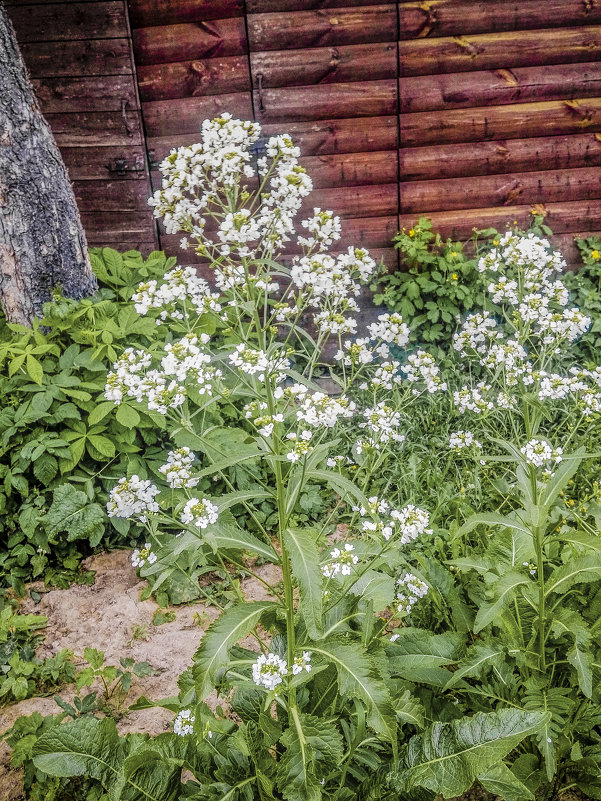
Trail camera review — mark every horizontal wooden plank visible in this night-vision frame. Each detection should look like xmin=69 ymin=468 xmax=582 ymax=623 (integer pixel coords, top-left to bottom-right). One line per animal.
xmin=400 ymin=99 xmax=601 ymax=147
xmin=302 ymin=184 xmax=398 ymax=217
xmin=132 ymin=19 xmax=247 ymax=65
xmin=137 ymin=56 xmax=249 ymax=101
xmin=46 ymin=111 xmax=143 ymax=146
xmin=397 ymin=0 xmax=601 ymax=40
xmin=73 ymin=180 xmax=152 ymax=212
xmin=147 ymin=117 xmax=398 ymax=161
xmin=128 ymin=0 xmax=243 ymax=27
xmin=142 ymin=93 xmax=253 ymax=137
xmin=338 ymin=215 xmax=398 ymax=248
xmin=87 ymin=240 xmax=159 ymax=254
xmin=248 ymin=6 xmax=397 ymax=51
xmin=399 ymin=27 xmax=601 ymax=77
xmin=9 ymin=2 xmax=127 ymax=42
xmin=256 ymin=80 xmax=397 ymax=122
xmin=251 ymin=42 xmax=396 ymax=88
xmin=19 ymin=40 xmax=132 ymax=77
xmin=550 ymin=232 xmax=601 ymax=267
xmin=61 ymin=145 xmax=149 ymax=180
xmin=247 ymin=0 xmax=388 ymax=10
xmin=301 ymin=150 xmax=397 ymax=187
xmin=401 ymin=62 xmax=601 ymax=114
xmin=398 ymin=201 xmax=601 ymax=240
xmin=400 ymin=166 xmax=601 ymax=214
xmin=81 ymin=212 xmax=156 ymax=240
xmin=399 ymin=133 xmax=601 ymax=182
xmin=32 ymin=76 xmax=137 ymax=113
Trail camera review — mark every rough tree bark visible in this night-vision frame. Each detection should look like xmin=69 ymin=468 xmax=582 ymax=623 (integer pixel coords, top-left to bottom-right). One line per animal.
xmin=0 ymin=2 xmax=97 ymax=325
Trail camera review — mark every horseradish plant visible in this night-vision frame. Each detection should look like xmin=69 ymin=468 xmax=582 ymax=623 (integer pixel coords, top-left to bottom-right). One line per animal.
xmin=29 ymin=117 xmax=544 ymax=800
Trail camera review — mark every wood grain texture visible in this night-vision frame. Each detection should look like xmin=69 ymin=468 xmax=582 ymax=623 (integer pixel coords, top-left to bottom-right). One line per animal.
xmin=32 ymin=75 xmax=137 ymax=113
xmin=142 ymin=93 xmax=253 ymax=137
xmin=9 ymin=2 xmax=127 ymax=42
xmin=132 ymin=18 xmax=247 ymax=65
xmin=398 ymin=201 xmax=601 ymax=240
xmin=60 ymin=145 xmax=149 ymax=181
xmin=300 ymin=151 xmax=397 ymax=187
xmin=397 ymin=0 xmax=601 ymax=40
xmin=256 ymin=80 xmax=397 ymax=122
xmin=80 ymin=211 xmax=156 ymax=240
xmin=251 ymin=42 xmax=396 ymax=87
xmin=399 ymin=134 xmax=601 ymax=182
xmin=137 ymin=56 xmax=249 ymax=101
xmin=248 ymin=5 xmax=397 ymax=51
xmin=400 ymin=99 xmax=601 ymax=147
xmin=73 ymin=180 xmax=151 ymax=211
xmin=399 ymin=27 xmax=601 ymax=77
xmin=400 ymin=63 xmax=601 ymax=113
xmin=46 ymin=110 xmax=143 ymax=146
xmin=128 ymin=0 xmax=243 ymax=28
xmin=400 ymin=167 xmax=601 ymax=214
xmin=301 ymin=183 xmax=398 ymax=217
xmin=19 ymin=40 xmax=132 ymax=77
xmin=246 ymin=0 xmax=387 ymax=10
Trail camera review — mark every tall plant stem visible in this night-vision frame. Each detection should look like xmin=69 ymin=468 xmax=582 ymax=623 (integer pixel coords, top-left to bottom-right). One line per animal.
xmin=529 ymin=464 xmax=547 ymax=671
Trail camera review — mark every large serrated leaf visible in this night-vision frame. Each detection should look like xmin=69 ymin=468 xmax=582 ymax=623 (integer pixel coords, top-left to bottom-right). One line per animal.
xmin=478 ymin=762 xmax=534 ymax=801
xmin=474 ymin=571 xmax=530 ymax=634
xmin=394 ymin=709 xmax=546 ymax=797
xmin=277 ymin=713 xmax=343 ymax=801
xmin=193 ymin=601 xmax=276 ymax=699
xmin=284 ymin=527 xmax=323 ymax=639
xmin=545 ymin=554 xmax=601 ymax=596
xmin=45 ymin=484 xmax=105 ymax=544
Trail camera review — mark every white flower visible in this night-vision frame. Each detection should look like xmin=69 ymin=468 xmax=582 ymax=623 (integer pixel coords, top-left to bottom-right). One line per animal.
xmin=395 ymin=573 xmax=428 ymax=615
xmin=520 ymin=439 xmax=563 ymax=468
xmin=402 ymin=351 xmax=447 ymax=393
xmin=322 ymin=544 xmax=359 ymax=577
xmin=252 ymin=652 xmax=288 ymax=691
xmin=286 ymin=430 xmax=313 ymax=462
xmin=131 ymin=543 xmax=157 ymax=568
xmin=296 ymin=391 xmax=355 ymax=428
xmin=359 ymin=402 xmax=405 ymax=446
xmin=181 ymin=497 xmax=219 ymax=529
xmin=449 ymin=431 xmax=482 ymax=450
xmin=391 ymin=505 xmax=433 ymax=544
xmin=173 ymin=708 xmax=195 ymax=736
xmin=367 ymin=313 xmax=410 ymax=346
xmin=292 ymin=652 xmax=312 ymax=675
xmin=159 ymin=447 xmax=199 ymax=488
xmin=229 ymin=345 xmax=289 ymax=383
xmin=107 ymin=476 xmax=159 ymax=522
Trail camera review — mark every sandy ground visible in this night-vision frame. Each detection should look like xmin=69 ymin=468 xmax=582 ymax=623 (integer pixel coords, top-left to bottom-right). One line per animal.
xmin=0 ymin=549 xmax=281 ymax=801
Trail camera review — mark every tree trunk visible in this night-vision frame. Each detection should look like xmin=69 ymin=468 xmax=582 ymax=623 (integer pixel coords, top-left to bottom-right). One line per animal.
xmin=0 ymin=2 xmax=97 ymax=326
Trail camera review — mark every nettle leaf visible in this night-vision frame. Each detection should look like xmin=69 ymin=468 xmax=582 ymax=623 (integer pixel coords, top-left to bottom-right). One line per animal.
xmin=33 ymin=453 xmax=58 ymax=486
xmin=193 ymin=601 xmax=276 ymax=699
xmin=45 ymin=484 xmax=105 ymax=544
xmin=474 ymin=571 xmax=530 ymax=634
xmin=277 ymin=713 xmax=343 ymax=801
xmin=310 ymin=640 xmax=395 ymax=744
xmin=544 ymin=554 xmax=601 ymax=596
xmin=284 ymin=528 xmax=323 ymax=640
xmin=394 ymin=709 xmax=546 ymax=797
xmin=478 ymin=762 xmax=534 ymax=801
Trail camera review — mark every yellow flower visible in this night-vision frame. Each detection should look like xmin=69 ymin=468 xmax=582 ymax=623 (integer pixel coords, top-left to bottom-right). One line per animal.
xmin=568 ymin=499 xmax=575 ymax=507
xmin=493 ymin=239 xmax=499 ymax=245
xmin=451 ymin=273 xmax=458 ymax=280
xmin=408 ymin=229 xmax=415 ymax=237
xmin=592 ymin=250 xmax=600 ymax=260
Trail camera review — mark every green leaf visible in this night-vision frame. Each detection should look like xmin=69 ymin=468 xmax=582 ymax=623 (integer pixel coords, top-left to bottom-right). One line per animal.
xmin=193 ymin=601 xmax=276 ymax=699
xmin=567 ymin=643 xmax=593 ymax=699
xmin=545 ymin=554 xmax=601 ymax=596
xmin=284 ymin=528 xmax=323 ymax=640
xmin=277 ymin=713 xmax=343 ymax=801
xmin=387 ymin=628 xmax=463 ymax=686
xmin=45 ymin=484 xmax=105 ymax=543
xmin=394 ymin=709 xmax=546 ymax=796
xmin=444 ymin=642 xmax=505 ymax=689
xmin=26 ymin=354 xmax=44 ymax=385
xmin=89 ymin=402 xmax=116 ymax=425
xmin=474 ymin=571 xmax=530 ymax=634
xmin=350 ymin=570 xmax=394 ymax=612
xmin=116 ymin=403 xmax=140 ymax=429
xmin=204 ymin=523 xmax=278 ymax=563
xmin=88 ymin=435 xmax=115 ymax=458
xmin=33 ymin=454 xmax=58 ymax=486
xmin=478 ymin=763 xmax=534 ymax=801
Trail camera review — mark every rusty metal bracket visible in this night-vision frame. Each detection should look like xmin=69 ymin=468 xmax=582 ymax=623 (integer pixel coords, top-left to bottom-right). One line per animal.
xmin=121 ymin=98 xmax=134 ymax=138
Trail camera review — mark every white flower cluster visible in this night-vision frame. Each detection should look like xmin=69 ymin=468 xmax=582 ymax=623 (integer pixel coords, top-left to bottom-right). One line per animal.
xmin=321 ymin=543 xmax=359 ymax=577
xmin=131 ymin=543 xmax=157 ymax=568
xmin=355 ymin=498 xmax=432 ymax=543
xmin=449 ymin=431 xmax=482 ymax=450
xmin=391 ymin=505 xmax=433 ymax=544
xmin=358 ymin=403 xmax=405 ymax=446
xmin=107 ymin=476 xmax=159 ymax=523
xmin=132 ymin=266 xmax=222 ymax=322
xmin=159 ymin=447 xmax=199 ymax=489
xmin=181 ymin=497 xmax=219 ymax=529
xmin=295 ymin=389 xmax=356 ymax=428
xmin=292 ymin=652 xmax=312 ymax=675
xmin=402 ymin=351 xmax=447 ymax=393
xmin=286 ymin=430 xmax=313 ymax=462
xmin=367 ymin=313 xmax=411 ymax=346
xmin=520 ymin=439 xmax=563 ymax=468
xmin=453 ymin=382 xmax=513 ymax=414
xmin=173 ymin=708 xmax=195 ymax=736
xmin=252 ymin=652 xmax=288 ymax=691
xmin=298 ymin=208 xmax=341 ymax=249
xmin=361 ymin=361 xmax=404 ymax=390
xmin=229 ymin=345 xmax=290 ymax=383
xmin=395 ymin=573 xmax=429 ymax=615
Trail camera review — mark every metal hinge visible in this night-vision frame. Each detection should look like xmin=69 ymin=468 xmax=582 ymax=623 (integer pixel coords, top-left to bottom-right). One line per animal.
xmin=106 ymin=155 xmax=145 ymax=177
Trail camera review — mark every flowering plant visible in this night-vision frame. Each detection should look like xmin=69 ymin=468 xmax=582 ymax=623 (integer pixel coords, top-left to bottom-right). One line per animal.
xmin=27 ymin=117 xmax=545 ymax=799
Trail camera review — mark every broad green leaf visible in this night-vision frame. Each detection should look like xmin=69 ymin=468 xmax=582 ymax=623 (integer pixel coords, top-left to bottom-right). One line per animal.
xmin=474 ymin=571 xmax=530 ymax=634
xmin=454 ymin=512 xmax=530 ymax=541
xmin=26 ymin=354 xmax=43 ymax=384
xmin=193 ymin=601 xmax=276 ymax=699
xmin=310 ymin=640 xmax=395 ymax=744
xmin=540 ymin=449 xmax=585 ymax=512
xmin=216 ymin=489 xmax=274 ymax=511
xmin=545 ymin=554 xmax=601 ymax=596
xmin=89 ymin=402 xmax=116 ymax=425
xmin=284 ymin=527 xmax=323 ymax=639
xmin=350 ymin=570 xmax=395 ymax=612
xmin=478 ymin=763 xmax=534 ymax=801
xmin=33 ymin=454 xmax=58 ymax=486
xmin=308 ymin=469 xmax=371 ymax=514
xmin=88 ymin=435 xmax=115 ymax=458
xmin=394 ymin=709 xmax=546 ymax=796
xmin=567 ymin=643 xmax=593 ymax=698
xmin=45 ymin=484 xmax=105 ymax=544
xmin=550 ymin=531 xmax=601 ymax=551
xmin=444 ymin=642 xmax=505 ymax=689
xmin=205 ymin=523 xmax=278 ymax=563
xmin=387 ymin=628 xmax=463 ymax=686
xmin=116 ymin=403 xmax=141 ymax=429
xmin=277 ymin=713 xmax=343 ymax=801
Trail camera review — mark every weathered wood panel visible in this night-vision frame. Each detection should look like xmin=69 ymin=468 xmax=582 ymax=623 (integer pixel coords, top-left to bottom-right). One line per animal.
xmin=400 ymin=167 xmax=601 ymax=214
xmin=398 ymin=201 xmax=601 ymax=240
xmin=20 ymin=40 xmax=132 ymax=77
xmin=128 ymin=0 xmax=243 ymax=28
xmin=248 ymin=6 xmax=396 ymax=51
xmin=301 ymin=151 xmax=397 ymax=187
xmin=31 ymin=75 xmax=137 ymax=113
xmin=247 ymin=0 xmax=386 ymax=10
xmin=400 ymin=63 xmax=601 ymax=114
xmin=301 ymin=184 xmax=398 ymax=217
xmin=46 ymin=110 xmax=144 ymax=146
xmin=132 ymin=19 xmax=247 ymax=65
xmin=60 ymin=145 xmax=149 ymax=180
xmin=10 ymin=2 xmax=127 ymax=41
xmin=137 ymin=56 xmax=249 ymax=101
xmin=400 ymin=99 xmax=601 ymax=147
xmin=142 ymin=93 xmax=254 ymax=137
xmin=251 ymin=42 xmax=396 ymax=88
xmin=81 ymin=211 xmax=156 ymax=240
xmin=399 ymin=134 xmax=601 ymax=182
xmin=73 ymin=180 xmax=151 ymax=211
xmin=399 ymin=27 xmax=601 ymax=77
xmin=256 ymin=80 xmax=397 ymax=122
